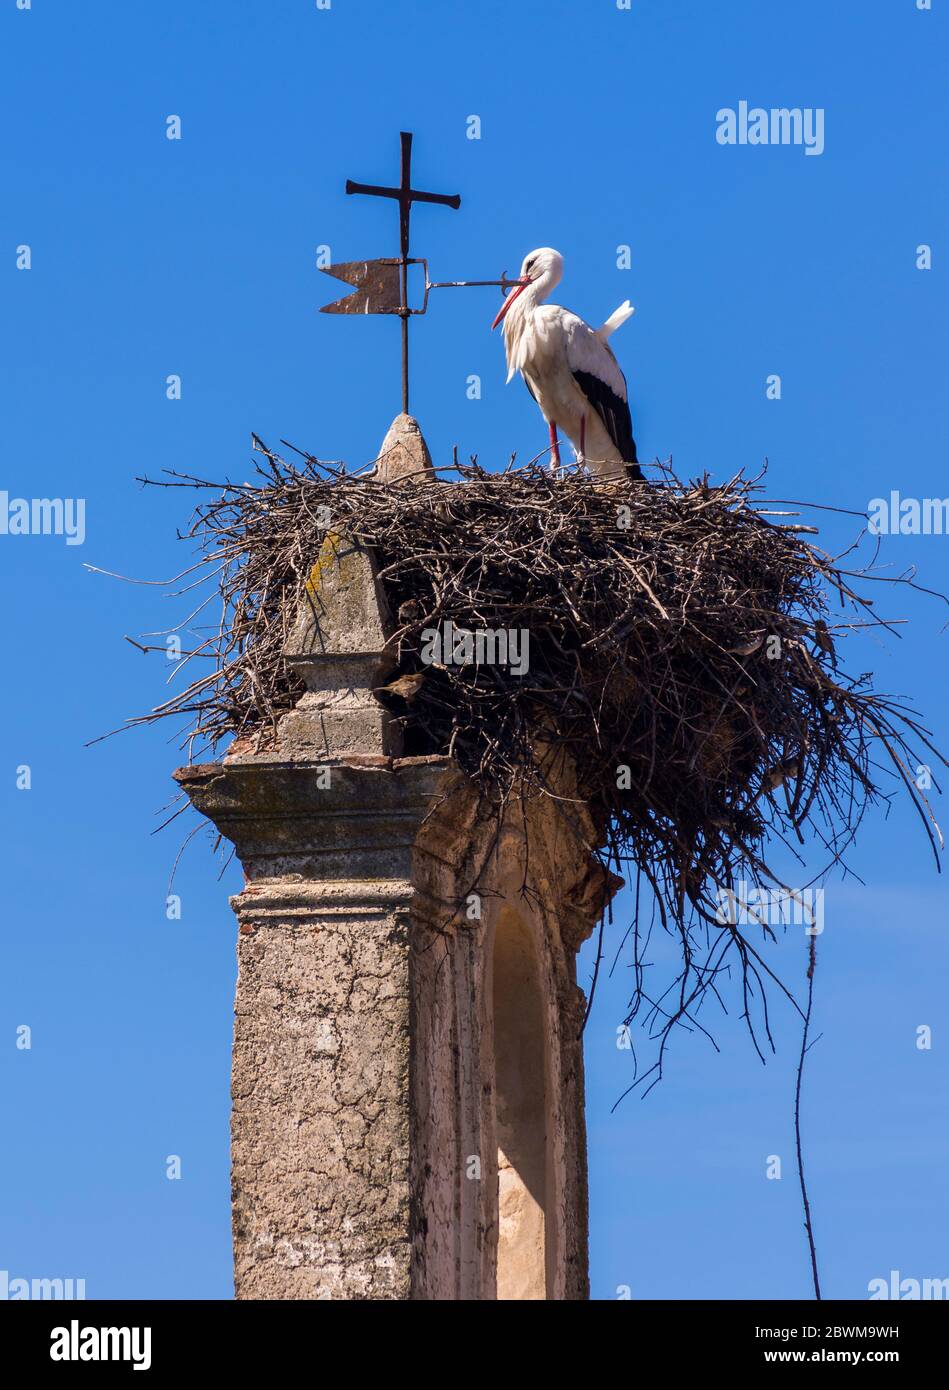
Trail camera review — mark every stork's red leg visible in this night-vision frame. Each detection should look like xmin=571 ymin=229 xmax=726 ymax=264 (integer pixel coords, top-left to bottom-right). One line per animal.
xmin=579 ymin=413 xmax=586 ymax=461
xmin=549 ymin=420 xmax=561 ymax=471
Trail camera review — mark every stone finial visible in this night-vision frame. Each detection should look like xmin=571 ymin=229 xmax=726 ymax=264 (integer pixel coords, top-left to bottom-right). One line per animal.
xmin=279 ymin=530 xmax=399 ymax=759
xmin=274 ymin=412 xmax=435 ymax=757
xmin=373 ymin=413 xmax=434 ymax=483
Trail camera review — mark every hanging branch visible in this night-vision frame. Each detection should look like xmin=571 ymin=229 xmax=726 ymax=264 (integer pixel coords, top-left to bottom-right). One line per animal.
xmin=795 ymin=935 xmax=822 ymax=1300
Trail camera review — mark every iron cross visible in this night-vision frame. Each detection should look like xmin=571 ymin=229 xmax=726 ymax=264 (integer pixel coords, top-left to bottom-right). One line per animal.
xmin=342 ymin=131 xmax=460 ymax=413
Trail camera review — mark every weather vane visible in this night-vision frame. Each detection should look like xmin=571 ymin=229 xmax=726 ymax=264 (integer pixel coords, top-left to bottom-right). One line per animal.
xmin=320 ymin=131 xmax=521 ymax=413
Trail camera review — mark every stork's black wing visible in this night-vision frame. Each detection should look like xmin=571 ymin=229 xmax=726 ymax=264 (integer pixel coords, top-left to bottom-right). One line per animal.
xmin=572 ymin=368 xmax=640 ymax=470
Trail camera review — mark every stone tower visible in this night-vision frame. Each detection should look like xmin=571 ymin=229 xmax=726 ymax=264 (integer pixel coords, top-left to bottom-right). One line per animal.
xmin=175 ymin=417 xmax=619 ymax=1299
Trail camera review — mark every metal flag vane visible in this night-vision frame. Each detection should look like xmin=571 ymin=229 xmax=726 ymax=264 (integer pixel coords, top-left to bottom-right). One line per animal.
xmin=320 ymin=131 xmax=523 ymax=413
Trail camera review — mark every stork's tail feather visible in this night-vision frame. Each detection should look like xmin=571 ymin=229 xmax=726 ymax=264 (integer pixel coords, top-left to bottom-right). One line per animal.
xmin=597 ymin=299 xmax=635 ymax=341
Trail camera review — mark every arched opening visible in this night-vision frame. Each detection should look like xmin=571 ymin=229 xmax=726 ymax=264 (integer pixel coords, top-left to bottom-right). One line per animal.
xmin=491 ymin=907 xmax=551 ymax=1299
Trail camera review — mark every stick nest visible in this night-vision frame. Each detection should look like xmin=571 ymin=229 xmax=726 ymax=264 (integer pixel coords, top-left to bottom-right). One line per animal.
xmin=130 ymin=447 xmax=944 ymax=1074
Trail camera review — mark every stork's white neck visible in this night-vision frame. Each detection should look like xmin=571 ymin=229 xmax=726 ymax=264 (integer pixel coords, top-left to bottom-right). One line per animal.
xmin=500 ymin=260 xmax=564 ymax=380
xmin=523 ymin=265 xmax=560 ymax=311
xmin=502 ymin=268 xmax=557 ymax=342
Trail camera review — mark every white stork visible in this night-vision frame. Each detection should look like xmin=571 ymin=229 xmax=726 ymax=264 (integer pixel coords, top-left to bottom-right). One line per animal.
xmin=492 ymin=247 xmax=642 ymax=480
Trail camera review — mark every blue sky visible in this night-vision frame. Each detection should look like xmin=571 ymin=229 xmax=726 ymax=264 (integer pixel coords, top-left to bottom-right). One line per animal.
xmin=1 ymin=0 xmax=946 ymax=1300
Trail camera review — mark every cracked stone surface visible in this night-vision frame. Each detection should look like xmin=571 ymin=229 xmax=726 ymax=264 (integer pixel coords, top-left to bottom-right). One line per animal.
xmin=231 ymin=902 xmax=414 ymax=1299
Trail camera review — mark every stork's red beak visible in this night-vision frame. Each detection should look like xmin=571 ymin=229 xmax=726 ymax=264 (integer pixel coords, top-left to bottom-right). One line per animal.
xmin=491 ymin=279 xmax=530 ymax=330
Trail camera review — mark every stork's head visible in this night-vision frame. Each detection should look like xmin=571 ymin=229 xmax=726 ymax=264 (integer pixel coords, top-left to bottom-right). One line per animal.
xmin=491 ymin=247 xmax=564 ymax=329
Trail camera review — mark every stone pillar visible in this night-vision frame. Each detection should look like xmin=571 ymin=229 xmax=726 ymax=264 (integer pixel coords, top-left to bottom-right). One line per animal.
xmin=175 ymin=417 xmax=619 ymax=1300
